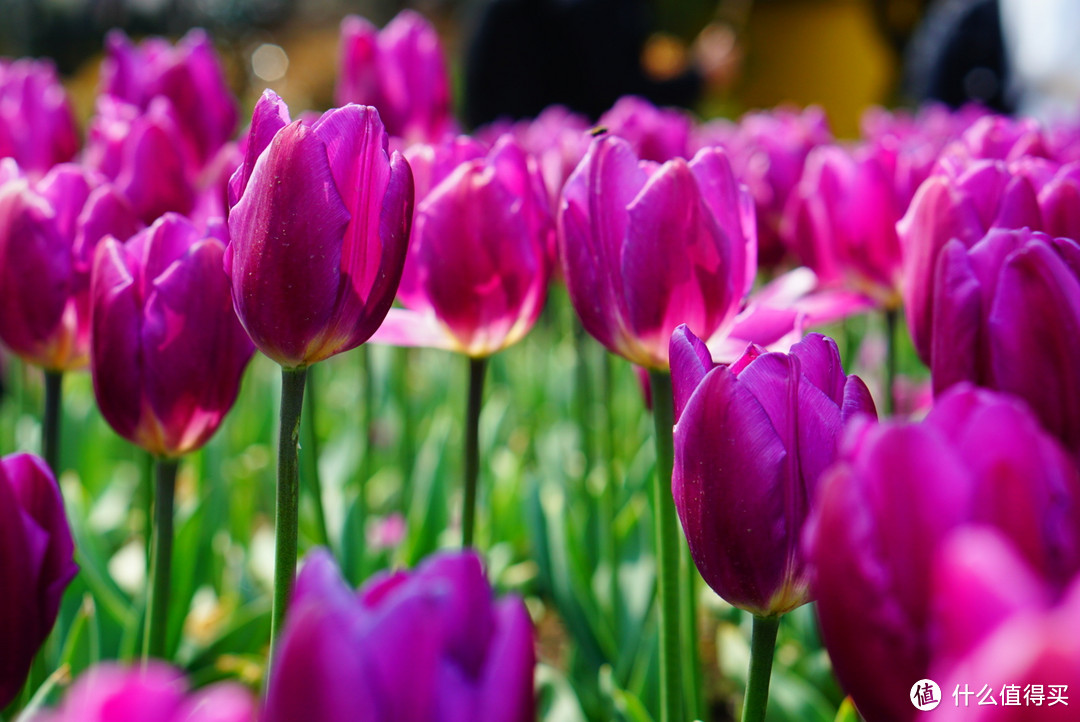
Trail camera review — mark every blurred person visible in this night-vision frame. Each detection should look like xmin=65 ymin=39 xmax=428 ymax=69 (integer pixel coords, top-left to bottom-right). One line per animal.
xmin=463 ymin=0 xmax=739 ymax=126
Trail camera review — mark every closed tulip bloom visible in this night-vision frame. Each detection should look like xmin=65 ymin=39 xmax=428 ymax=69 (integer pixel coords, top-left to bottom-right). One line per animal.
xmin=783 ymin=143 xmax=905 ymax=305
xmin=598 ymin=95 xmax=693 ymax=163
xmin=931 ymin=529 xmax=1080 ymax=722
xmin=336 ymin=10 xmax=455 ymax=144
xmin=0 ymin=59 xmax=79 ymax=179
xmin=0 ymin=163 xmax=141 ymax=370
xmin=85 ymin=95 xmax=199 ymax=224
xmin=0 ymin=453 xmax=77 ymax=708
xmin=91 ymin=213 xmax=254 ymax=457
xmin=559 ymin=135 xmax=756 ymax=370
xmin=265 ymin=549 xmax=535 ymax=722
xmin=29 ymin=662 xmax=256 ymax=722
xmin=671 ymin=326 xmax=874 ymax=616
xmin=807 ymin=386 xmax=1080 ymax=722
xmin=100 ymin=28 xmax=238 ymax=168
xmin=931 ymin=228 xmax=1080 ymax=453
xmin=226 ymin=90 xmax=413 ymax=369
xmin=376 ymin=136 xmax=551 ymax=356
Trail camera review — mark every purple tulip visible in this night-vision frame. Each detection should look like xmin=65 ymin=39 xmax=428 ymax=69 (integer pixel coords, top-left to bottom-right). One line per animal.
xmin=928 ymin=227 xmax=1080 ymax=454
xmin=930 ymin=528 xmax=1080 ymax=721
xmin=897 ymin=155 xmax=1080 ymax=365
xmin=91 ymin=213 xmax=253 ymax=457
xmin=0 ymin=453 xmax=77 ymax=708
xmin=692 ymin=106 xmax=832 ymax=268
xmin=100 ymin=28 xmax=238 ymax=169
xmin=782 ymin=143 xmax=904 ymax=305
xmin=374 ymin=136 xmax=551 ymax=356
xmin=0 ymin=163 xmax=141 ymax=370
xmin=598 ymin=95 xmax=692 ymax=163
xmin=265 ymin=549 xmax=535 ymax=722
xmin=806 ymin=385 xmax=1080 ymax=722
xmin=84 ymin=95 xmax=199 ymax=224
xmin=336 ymin=10 xmax=456 ymax=145
xmin=0 ymin=59 xmax=79 ymax=179
xmin=670 ymin=326 xmax=874 ymax=616
xmin=558 ymin=134 xmax=756 ymax=370
xmin=29 ymin=662 xmax=256 ymax=722
xmin=225 ymin=90 xmax=412 ymax=369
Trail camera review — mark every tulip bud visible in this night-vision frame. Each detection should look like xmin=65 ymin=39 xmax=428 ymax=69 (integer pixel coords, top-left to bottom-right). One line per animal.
xmin=265 ymin=549 xmax=535 ymax=722
xmin=225 ymin=90 xmax=413 ymax=368
xmin=29 ymin=662 xmax=256 ymax=722
xmin=671 ymin=326 xmax=874 ymax=616
xmin=807 ymin=385 xmax=1080 ymax=722
xmin=0 ymin=453 xmax=77 ymax=708
xmin=91 ymin=213 xmax=254 ymax=457
xmin=0 ymin=163 xmax=141 ymax=371
xmin=559 ymin=135 xmax=756 ymax=370
xmin=598 ymin=95 xmax=693 ymax=163
xmin=0 ymin=59 xmax=79 ymax=179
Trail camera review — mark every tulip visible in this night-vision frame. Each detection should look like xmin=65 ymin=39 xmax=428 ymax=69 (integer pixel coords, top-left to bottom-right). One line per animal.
xmin=29 ymin=662 xmax=256 ymax=722
xmin=930 ymin=528 xmax=1080 ymax=721
xmin=91 ymin=212 xmax=254 ymax=659
xmin=559 ymin=133 xmax=755 ymax=722
xmin=672 ymin=326 xmax=875 ymax=616
xmin=598 ymin=95 xmax=692 ymax=163
xmin=100 ymin=28 xmax=238 ymax=169
xmin=929 ymin=227 xmax=1080 ymax=454
xmin=0 ymin=162 xmax=141 ymax=471
xmin=90 ymin=213 xmax=253 ymax=459
xmin=265 ymin=549 xmax=535 ymax=722
xmin=226 ymin=89 xmax=412 ymax=657
xmin=0 ymin=453 xmax=77 ymax=709
xmin=559 ymin=134 xmax=755 ymax=371
xmin=693 ymin=106 xmax=831 ymax=268
xmin=897 ymin=155 xmax=1080 ymax=366
xmin=783 ymin=143 xmax=905 ymax=307
xmin=336 ymin=10 xmax=456 ymax=144
xmin=807 ymin=385 xmax=1080 ymax=722
xmin=0 ymin=59 xmax=79 ymax=179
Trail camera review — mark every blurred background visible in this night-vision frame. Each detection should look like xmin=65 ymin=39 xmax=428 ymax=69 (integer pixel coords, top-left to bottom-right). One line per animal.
xmin=0 ymin=0 xmax=973 ymax=137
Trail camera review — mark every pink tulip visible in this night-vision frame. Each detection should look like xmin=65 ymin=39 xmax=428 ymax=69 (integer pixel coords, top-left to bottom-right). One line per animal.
xmin=0 ymin=59 xmax=79 ymax=179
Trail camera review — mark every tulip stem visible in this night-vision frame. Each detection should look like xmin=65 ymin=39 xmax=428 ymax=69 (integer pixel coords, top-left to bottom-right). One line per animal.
xmin=648 ymin=369 xmax=683 ymax=722
xmin=603 ymin=350 xmax=620 ymax=623
xmin=743 ymin=614 xmax=780 ymax=722
xmin=681 ymin=544 xmax=705 ymax=719
xmin=143 ymin=457 xmax=179 ymax=660
xmin=461 ymin=356 xmax=488 ymax=548
xmin=270 ymin=367 xmax=308 ymax=666
xmin=884 ymin=308 xmax=898 ymax=416
xmin=301 ymin=365 xmax=331 ymax=551
xmin=42 ymin=370 xmax=62 ymax=476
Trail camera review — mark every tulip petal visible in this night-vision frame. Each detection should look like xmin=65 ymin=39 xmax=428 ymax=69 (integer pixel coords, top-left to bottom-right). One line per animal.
xmin=229 ymin=89 xmax=290 ymax=207
xmin=477 ymin=598 xmax=536 ymax=722
xmin=930 ymin=239 xmax=982 ymax=394
xmin=670 ymin=324 xmax=715 ymax=421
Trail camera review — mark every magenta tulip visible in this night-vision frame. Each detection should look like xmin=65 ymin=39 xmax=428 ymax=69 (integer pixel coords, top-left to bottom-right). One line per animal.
xmin=335 ymin=10 xmax=455 ymax=144
xmin=29 ymin=662 xmax=256 ymax=722
xmin=265 ymin=549 xmax=535 ymax=722
xmin=91 ymin=213 xmax=253 ymax=458
xmin=374 ymin=135 xmax=551 ymax=356
xmin=0 ymin=59 xmax=78 ymax=179
xmin=598 ymin=95 xmax=692 ymax=163
xmin=807 ymin=385 xmax=1080 ymax=722
xmin=225 ymin=90 xmax=412 ymax=369
xmin=671 ymin=326 xmax=874 ymax=616
xmin=782 ymin=143 xmax=904 ymax=305
xmin=0 ymin=453 xmax=77 ymax=708
xmin=100 ymin=28 xmax=238 ymax=169
xmin=0 ymin=163 xmax=141 ymax=371
xmin=558 ymin=134 xmax=756 ymax=370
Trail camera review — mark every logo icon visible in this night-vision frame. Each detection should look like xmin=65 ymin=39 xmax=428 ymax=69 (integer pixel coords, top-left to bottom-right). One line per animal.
xmin=911 ymin=679 xmax=942 ymax=711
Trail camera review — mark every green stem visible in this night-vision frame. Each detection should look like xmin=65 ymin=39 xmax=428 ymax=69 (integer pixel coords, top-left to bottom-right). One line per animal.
xmin=300 ymin=365 xmax=330 ymax=550
xmin=648 ymin=369 xmax=682 ymax=722
xmin=143 ymin=457 xmax=179 ymax=660
xmin=681 ymin=544 xmax=705 ymax=719
xmin=573 ymin=322 xmax=593 ymax=474
xmin=42 ymin=370 xmax=62 ymax=476
xmin=884 ymin=308 xmax=898 ymax=416
xmin=742 ymin=615 xmax=781 ymax=722
xmin=601 ymin=350 xmax=620 ymax=624
xmin=270 ymin=367 xmax=308 ymax=665
xmin=461 ymin=356 xmax=488 ymax=548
